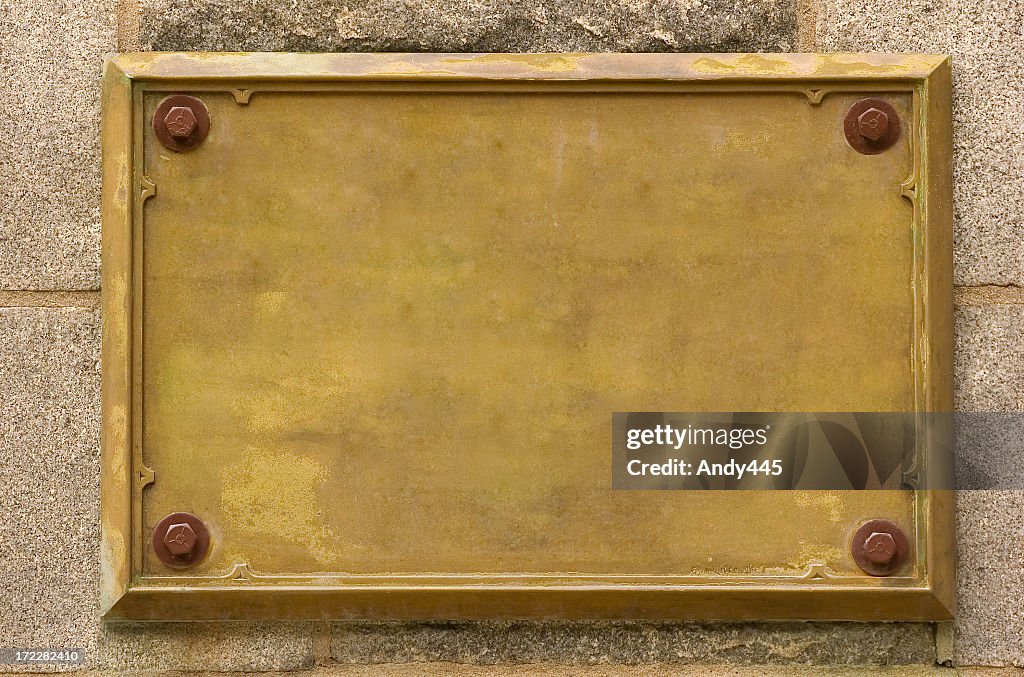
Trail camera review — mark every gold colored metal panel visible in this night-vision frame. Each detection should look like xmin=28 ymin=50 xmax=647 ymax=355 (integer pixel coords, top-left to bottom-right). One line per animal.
xmin=101 ymin=53 xmax=954 ymax=621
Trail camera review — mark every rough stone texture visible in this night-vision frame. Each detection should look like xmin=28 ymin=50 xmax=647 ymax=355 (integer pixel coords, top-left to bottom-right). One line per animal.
xmin=954 ymin=411 xmax=1024 ymax=490
xmin=137 ymin=0 xmax=796 ymax=52
xmin=955 ymin=492 xmax=1024 ymax=667
xmin=954 ymin=304 xmax=1024 ymax=490
xmin=95 ymin=622 xmax=317 ymax=671
xmin=953 ymin=303 xmax=1024 ymax=667
xmin=955 ymin=304 xmax=1024 ymax=412
xmin=331 ymin=621 xmax=936 ymax=665
xmin=0 ymin=309 xmax=101 ymax=657
xmin=0 ymin=0 xmax=112 ymax=289
xmin=816 ymin=0 xmax=1024 ymax=287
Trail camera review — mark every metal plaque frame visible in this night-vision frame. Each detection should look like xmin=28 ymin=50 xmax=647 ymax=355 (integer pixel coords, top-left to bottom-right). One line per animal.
xmin=101 ymin=53 xmax=954 ymax=621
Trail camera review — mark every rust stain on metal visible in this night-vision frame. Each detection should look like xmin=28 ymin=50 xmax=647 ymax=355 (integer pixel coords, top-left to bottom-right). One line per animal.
xmin=851 ymin=518 xmax=910 ymax=576
xmin=844 ymin=98 xmax=901 ymax=154
xmin=153 ymin=95 xmax=210 ymax=152
xmin=152 ymin=512 xmax=210 ymax=568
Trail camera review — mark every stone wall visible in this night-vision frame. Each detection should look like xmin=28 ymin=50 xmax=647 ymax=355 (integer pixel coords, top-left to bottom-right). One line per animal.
xmin=2 ymin=0 xmax=1022 ymax=672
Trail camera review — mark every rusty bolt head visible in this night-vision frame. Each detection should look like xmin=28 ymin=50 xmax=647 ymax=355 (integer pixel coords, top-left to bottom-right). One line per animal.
xmin=863 ymin=531 xmax=897 ymax=565
xmin=164 ymin=106 xmax=198 ymax=140
xmin=152 ymin=512 xmax=210 ymax=568
xmin=163 ymin=522 xmax=197 ymax=556
xmin=845 ymin=99 xmax=900 ymax=154
xmin=851 ymin=519 xmax=909 ymax=576
xmin=153 ymin=95 xmax=210 ymax=152
xmin=856 ymin=107 xmax=890 ymax=142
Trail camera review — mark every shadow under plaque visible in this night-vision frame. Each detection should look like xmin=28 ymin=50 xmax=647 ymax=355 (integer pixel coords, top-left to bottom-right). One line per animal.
xmin=100 ymin=52 xmax=954 ymax=621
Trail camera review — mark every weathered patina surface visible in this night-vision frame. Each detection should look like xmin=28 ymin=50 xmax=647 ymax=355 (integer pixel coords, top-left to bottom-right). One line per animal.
xmin=101 ymin=52 xmax=953 ymax=621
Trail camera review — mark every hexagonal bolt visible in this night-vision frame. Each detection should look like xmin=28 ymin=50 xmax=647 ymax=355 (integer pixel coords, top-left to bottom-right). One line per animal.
xmin=862 ymin=531 xmax=897 ymax=565
xmin=856 ymin=108 xmax=890 ymax=142
xmin=163 ymin=522 xmax=197 ymax=556
xmin=163 ymin=106 xmax=198 ymax=140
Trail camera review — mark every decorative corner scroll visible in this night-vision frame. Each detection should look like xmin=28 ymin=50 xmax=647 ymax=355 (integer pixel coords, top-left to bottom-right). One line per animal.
xmin=227 ymin=563 xmax=256 ymax=582
xmin=800 ymin=562 xmax=842 ymax=581
xmin=135 ymin=463 xmax=155 ymax=491
xmin=230 ymin=89 xmax=254 ymax=105
xmin=902 ymin=464 xmax=922 ymax=490
xmin=900 ymin=175 xmax=919 ymax=204
xmin=140 ymin=176 xmax=156 ymax=204
xmin=802 ymin=88 xmax=829 ymax=105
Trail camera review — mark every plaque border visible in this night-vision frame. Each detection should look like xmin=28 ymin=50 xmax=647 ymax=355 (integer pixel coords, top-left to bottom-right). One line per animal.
xmin=101 ymin=52 xmax=954 ymax=621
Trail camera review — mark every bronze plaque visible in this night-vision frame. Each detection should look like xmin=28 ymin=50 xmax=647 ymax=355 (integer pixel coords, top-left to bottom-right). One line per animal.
xmin=101 ymin=53 xmax=954 ymax=621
